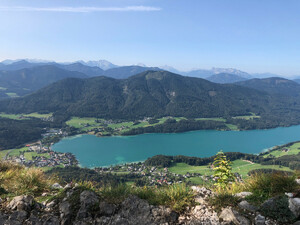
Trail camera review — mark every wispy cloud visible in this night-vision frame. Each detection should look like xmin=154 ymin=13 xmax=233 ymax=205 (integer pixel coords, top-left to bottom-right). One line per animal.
xmin=0 ymin=6 xmax=161 ymax=13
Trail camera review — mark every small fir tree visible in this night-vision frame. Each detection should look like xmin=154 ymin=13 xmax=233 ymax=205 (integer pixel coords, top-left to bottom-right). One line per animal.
xmin=212 ymin=151 xmax=235 ymax=188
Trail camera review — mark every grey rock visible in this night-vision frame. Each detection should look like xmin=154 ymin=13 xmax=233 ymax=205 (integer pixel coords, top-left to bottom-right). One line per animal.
xmin=96 ymin=216 xmax=111 ymax=225
xmin=51 ymin=183 xmax=62 ymax=189
xmin=194 ymin=196 xmax=205 ymax=204
xmin=80 ymin=190 xmax=99 ymax=207
xmin=45 ymin=200 xmax=56 ymax=211
xmin=41 ymin=215 xmax=60 ymax=225
xmin=64 ymin=183 xmax=72 ymax=190
xmin=182 ymin=204 xmax=219 ymax=224
xmin=219 ymin=207 xmax=250 ymax=225
xmin=8 ymin=195 xmax=35 ymax=211
xmin=289 ymin=197 xmax=300 ymax=218
xmin=235 ymin=192 xmax=253 ymax=198
xmin=293 ymin=221 xmax=300 ymax=225
xmin=76 ymin=190 xmax=99 ymax=219
xmin=255 ymin=214 xmax=265 ymax=225
xmin=261 ymin=197 xmax=277 ymax=209
xmin=238 ymin=200 xmax=258 ymax=212
xmin=151 ymin=206 xmax=179 ymax=224
xmin=8 ymin=210 xmax=28 ymax=224
xmin=119 ymin=195 xmax=153 ymax=224
xmin=296 ymin=179 xmax=300 ymax=185
xmin=286 ymin=192 xmax=294 ymax=198
xmin=191 ymin=186 xmax=213 ymax=198
xmin=0 ymin=212 xmax=9 ymax=225
xmin=59 ymin=200 xmax=71 ymax=225
xmin=24 ymin=213 xmax=42 ymax=225
xmin=99 ymin=201 xmax=117 ymax=216
xmin=219 ymin=208 xmax=240 ymax=225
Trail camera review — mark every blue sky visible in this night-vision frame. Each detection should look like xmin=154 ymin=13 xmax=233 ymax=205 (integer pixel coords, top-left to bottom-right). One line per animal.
xmin=0 ymin=0 xmax=300 ymax=75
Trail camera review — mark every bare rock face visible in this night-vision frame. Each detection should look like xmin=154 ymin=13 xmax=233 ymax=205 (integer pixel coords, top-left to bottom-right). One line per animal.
xmin=59 ymin=200 xmax=71 ymax=225
xmin=255 ymin=214 xmax=265 ymax=225
xmin=99 ymin=201 xmax=117 ymax=216
xmin=238 ymin=200 xmax=258 ymax=212
xmin=76 ymin=190 xmax=100 ymax=220
xmin=219 ymin=207 xmax=250 ymax=225
xmin=289 ymin=197 xmax=300 ymax=218
xmin=7 ymin=195 xmax=35 ymax=211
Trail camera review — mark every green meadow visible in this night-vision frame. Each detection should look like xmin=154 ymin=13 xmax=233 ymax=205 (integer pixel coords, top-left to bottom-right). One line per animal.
xmin=169 ymin=160 xmax=292 ymax=178
xmin=0 ymin=112 xmax=52 ymax=120
xmin=263 ymin=142 xmax=300 ymax=158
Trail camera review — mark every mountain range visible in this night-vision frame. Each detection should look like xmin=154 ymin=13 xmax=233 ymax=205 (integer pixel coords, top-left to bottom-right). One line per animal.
xmin=1 ymin=59 xmax=291 ymax=79
xmin=0 ymin=63 xmax=165 ymax=98
xmin=0 ymin=66 xmax=88 ymax=99
xmin=1 ymin=71 xmax=300 ymax=127
xmin=236 ymin=77 xmax=300 ymax=97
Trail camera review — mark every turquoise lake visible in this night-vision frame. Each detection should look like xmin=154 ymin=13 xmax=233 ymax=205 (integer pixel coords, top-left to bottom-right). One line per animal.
xmin=52 ymin=125 xmax=300 ymax=168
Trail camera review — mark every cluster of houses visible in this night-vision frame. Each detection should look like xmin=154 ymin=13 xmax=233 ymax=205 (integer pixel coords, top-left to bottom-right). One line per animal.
xmin=94 ymin=162 xmax=214 ymax=186
xmin=42 ymin=128 xmax=66 ymax=138
xmin=5 ymin=144 xmax=77 ymax=169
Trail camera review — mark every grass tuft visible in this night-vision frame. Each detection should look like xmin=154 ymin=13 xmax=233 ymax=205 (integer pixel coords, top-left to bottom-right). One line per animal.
xmin=208 ymin=193 xmax=240 ymax=212
xmin=0 ymin=160 xmax=57 ymax=196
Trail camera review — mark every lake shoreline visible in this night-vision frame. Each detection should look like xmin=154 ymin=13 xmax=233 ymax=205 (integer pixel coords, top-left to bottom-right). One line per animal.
xmin=52 ymin=125 xmax=300 ymax=168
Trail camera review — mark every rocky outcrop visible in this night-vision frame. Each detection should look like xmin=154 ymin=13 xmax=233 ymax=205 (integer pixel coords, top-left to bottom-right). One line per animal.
xmin=7 ymin=195 xmax=35 ymax=211
xmin=1 ymin=186 xmax=299 ymax=225
xmin=0 ymin=188 xmax=180 ymax=225
xmin=289 ymin=196 xmax=300 ymax=218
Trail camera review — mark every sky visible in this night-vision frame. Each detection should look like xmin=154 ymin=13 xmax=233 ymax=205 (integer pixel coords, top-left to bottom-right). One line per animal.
xmin=0 ymin=0 xmax=300 ymax=76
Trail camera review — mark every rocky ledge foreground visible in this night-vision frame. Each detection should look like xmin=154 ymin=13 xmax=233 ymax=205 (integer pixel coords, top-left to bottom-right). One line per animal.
xmin=1 ymin=185 xmax=300 ymax=225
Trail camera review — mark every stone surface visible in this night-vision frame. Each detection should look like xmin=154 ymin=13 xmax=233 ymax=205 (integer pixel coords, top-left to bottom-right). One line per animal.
xmin=191 ymin=186 xmax=213 ymax=198
xmin=8 ymin=210 xmax=28 ymax=224
xmin=219 ymin=207 xmax=250 ymax=225
xmin=7 ymin=195 xmax=35 ymax=211
xmin=238 ymin=200 xmax=258 ymax=212
xmin=59 ymin=200 xmax=71 ymax=225
xmin=76 ymin=190 xmax=99 ymax=219
xmin=286 ymin=192 xmax=294 ymax=198
xmin=64 ymin=183 xmax=72 ymax=190
xmin=289 ymin=197 xmax=300 ymax=218
xmin=255 ymin=214 xmax=265 ymax=225
xmin=235 ymin=192 xmax=253 ymax=198
xmin=99 ymin=201 xmax=117 ymax=216
xmin=51 ymin=183 xmax=63 ymax=189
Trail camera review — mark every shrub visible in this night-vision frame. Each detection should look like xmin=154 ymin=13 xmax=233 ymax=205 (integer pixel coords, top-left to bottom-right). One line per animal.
xmin=213 ymin=151 xmax=235 ymax=188
xmin=163 ymin=184 xmax=195 ymax=212
xmin=209 ymin=193 xmax=240 ymax=212
xmin=259 ymin=196 xmax=296 ymax=223
xmin=245 ymin=172 xmax=298 ymax=204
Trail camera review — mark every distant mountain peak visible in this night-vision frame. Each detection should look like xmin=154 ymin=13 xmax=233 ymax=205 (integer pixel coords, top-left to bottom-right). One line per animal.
xmin=207 ymin=73 xmax=248 ymax=84
xmin=81 ymin=60 xmax=118 ymax=70
xmin=135 ymin=63 xmax=147 ymax=67
xmin=211 ymin=67 xmax=250 ymax=78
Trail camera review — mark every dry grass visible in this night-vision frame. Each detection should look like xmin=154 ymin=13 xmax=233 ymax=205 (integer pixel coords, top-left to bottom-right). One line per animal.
xmin=0 ymin=161 xmax=57 ymax=196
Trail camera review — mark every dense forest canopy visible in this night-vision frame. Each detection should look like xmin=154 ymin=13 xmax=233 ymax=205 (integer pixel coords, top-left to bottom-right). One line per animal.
xmin=1 ymin=71 xmax=300 ymax=126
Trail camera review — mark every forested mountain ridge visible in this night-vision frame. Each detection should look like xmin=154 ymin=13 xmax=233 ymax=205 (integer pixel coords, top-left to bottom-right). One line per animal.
xmin=235 ymin=77 xmax=300 ymax=97
xmin=0 ymin=65 xmax=88 ymax=99
xmin=1 ymin=71 xmax=299 ymax=124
